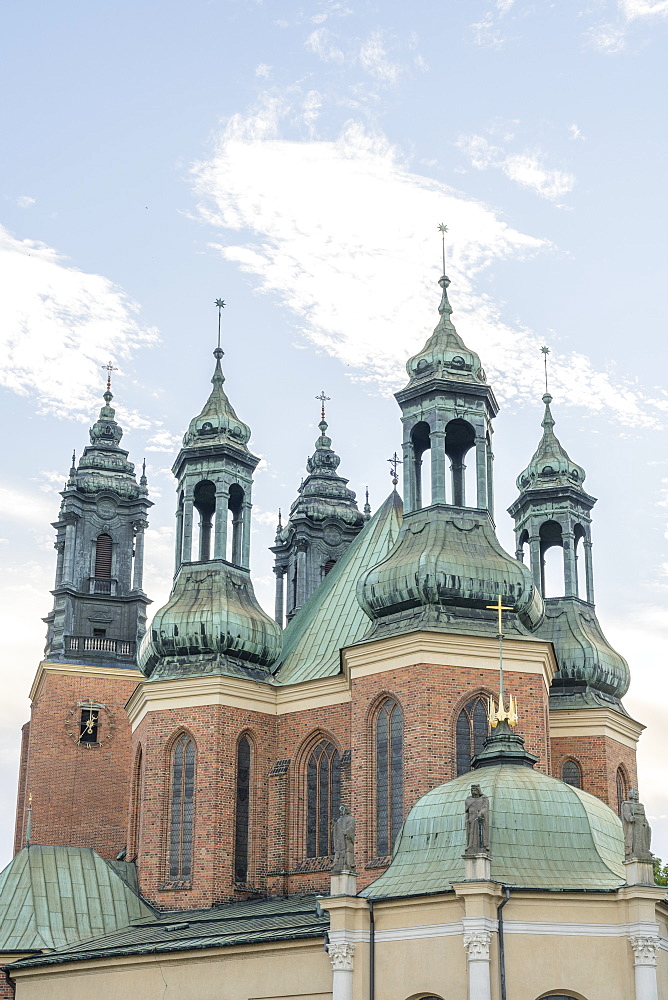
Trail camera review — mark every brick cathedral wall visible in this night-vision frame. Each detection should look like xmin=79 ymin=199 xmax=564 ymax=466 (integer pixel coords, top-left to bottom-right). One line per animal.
xmin=20 ymin=670 xmax=139 ymax=859
xmin=550 ymin=734 xmax=638 ymax=812
xmin=13 ymin=722 xmax=30 ymax=856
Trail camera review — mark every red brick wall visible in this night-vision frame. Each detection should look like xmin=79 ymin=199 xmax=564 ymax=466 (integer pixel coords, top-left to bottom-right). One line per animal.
xmin=16 ymin=669 xmax=138 ymax=859
xmin=13 ymin=723 xmax=30 ymax=856
xmin=550 ymin=735 xmax=638 ymax=812
xmin=0 ymin=967 xmax=15 ymax=998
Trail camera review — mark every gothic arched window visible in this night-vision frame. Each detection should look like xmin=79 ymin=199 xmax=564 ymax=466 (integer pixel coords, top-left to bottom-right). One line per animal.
xmin=456 ymin=697 xmax=489 ymax=776
xmin=376 ymin=698 xmax=403 ymax=856
xmin=306 ymin=739 xmax=340 ymax=858
xmin=562 ymin=759 xmax=582 ymax=788
xmin=94 ymin=533 xmax=113 ymax=578
xmin=616 ymin=767 xmax=628 ymax=815
xmin=168 ymin=734 xmax=195 ymax=881
xmin=128 ymin=746 xmax=143 ymax=859
xmin=234 ymin=736 xmax=251 ymax=883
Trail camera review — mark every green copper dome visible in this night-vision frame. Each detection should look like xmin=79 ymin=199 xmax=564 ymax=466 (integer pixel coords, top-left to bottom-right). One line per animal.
xmin=357 ymin=506 xmax=544 ymax=636
xmin=72 ymin=390 xmax=147 ymax=500
xmin=363 ymin=764 xmax=626 ymax=898
xmin=516 ymin=394 xmax=585 ymax=492
xmin=182 ymin=347 xmax=251 ymax=451
xmin=405 ymin=275 xmax=487 ymax=386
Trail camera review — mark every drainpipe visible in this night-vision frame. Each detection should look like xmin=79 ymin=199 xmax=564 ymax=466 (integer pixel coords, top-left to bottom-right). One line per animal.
xmin=368 ymin=899 xmax=375 ymax=1000
xmin=497 ymin=887 xmax=510 ymax=1000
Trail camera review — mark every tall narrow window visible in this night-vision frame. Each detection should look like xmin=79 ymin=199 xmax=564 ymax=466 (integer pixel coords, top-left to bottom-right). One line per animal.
xmin=169 ymin=734 xmax=195 ymax=881
xmin=456 ymin=697 xmax=489 ymax=776
xmin=306 ymin=739 xmax=340 ymax=858
xmin=376 ymin=698 xmax=403 ymax=856
xmin=562 ymin=759 xmax=582 ymax=788
xmin=616 ymin=767 xmax=627 ymax=815
xmin=234 ymin=736 xmax=251 ymax=883
xmin=94 ymin=534 xmax=112 ymax=578
xmin=129 ymin=747 xmax=143 ymax=858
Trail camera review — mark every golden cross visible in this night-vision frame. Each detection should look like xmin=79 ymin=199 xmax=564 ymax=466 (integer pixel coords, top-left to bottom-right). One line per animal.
xmin=486 ymin=594 xmax=513 ymax=635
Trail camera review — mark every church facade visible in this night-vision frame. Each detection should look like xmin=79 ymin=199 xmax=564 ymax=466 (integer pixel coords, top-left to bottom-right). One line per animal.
xmin=2 ymin=270 xmax=665 ymax=1000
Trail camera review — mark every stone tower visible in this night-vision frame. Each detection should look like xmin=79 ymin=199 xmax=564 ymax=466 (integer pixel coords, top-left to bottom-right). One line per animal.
xmin=43 ymin=384 xmax=152 ymax=665
xmin=509 ymin=393 xmax=637 ymax=807
xmin=271 ymin=402 xmax=365 ymax=625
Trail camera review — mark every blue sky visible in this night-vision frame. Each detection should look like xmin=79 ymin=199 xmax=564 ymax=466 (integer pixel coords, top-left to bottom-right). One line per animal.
xmin=1 ymin=0 xmax=667 ymax=863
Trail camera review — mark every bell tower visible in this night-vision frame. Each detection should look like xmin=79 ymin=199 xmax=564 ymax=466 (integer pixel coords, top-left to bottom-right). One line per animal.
xmin=44 ymin=381 xmax=152 ymax=664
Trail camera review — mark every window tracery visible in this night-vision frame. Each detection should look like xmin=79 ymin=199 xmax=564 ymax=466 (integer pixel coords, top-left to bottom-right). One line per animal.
xmin=456 ymin=696 xmax=489 ymax=776
xmin=168 ymin=734 xmax=195 ymax=882
xmin=375 ymin=698 xmax=403 ymax=856
xmin=306 ymin=738 xmax=340 ymax=858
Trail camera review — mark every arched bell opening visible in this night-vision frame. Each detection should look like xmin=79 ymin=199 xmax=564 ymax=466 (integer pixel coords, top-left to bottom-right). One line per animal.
xmin=573 ymin=523 xmax=586 ymax=599
xmin=445 ymin=419 xmax=475 ymax=507
xmin=540 ymin=520 xmax=564 ymax=597
xmin=193 ymin=480 xmax=216 ymax=562
xmin=227 ymin=484 xmax=245 ymax=565
xmin=516 ymin=528 xmax=529 ymax=564
xmin=410 ymin=422 xmax=431 ymax=509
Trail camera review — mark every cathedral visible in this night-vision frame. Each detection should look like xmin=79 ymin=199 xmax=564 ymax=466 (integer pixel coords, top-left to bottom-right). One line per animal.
xmin=0 ymin=268 xmax=665 ymax=1000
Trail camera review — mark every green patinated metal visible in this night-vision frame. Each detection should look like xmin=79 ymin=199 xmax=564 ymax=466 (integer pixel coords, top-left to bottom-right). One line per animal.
xmin=273 ymin=491 xmax=402 ymax=685
xmin=362 ymin=764 xmax=626 ymax=899
xmin=516 ymin=393 xmax=586 ymax=492
xmin=7 ymin=895 xmax=328 ymax=969
xmin=0 ymin=846 xmax=153 ymax=953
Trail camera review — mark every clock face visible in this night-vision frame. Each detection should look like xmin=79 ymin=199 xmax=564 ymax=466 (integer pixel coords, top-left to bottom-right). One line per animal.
xmin=65 ymin=700 xmax=116 ymax=748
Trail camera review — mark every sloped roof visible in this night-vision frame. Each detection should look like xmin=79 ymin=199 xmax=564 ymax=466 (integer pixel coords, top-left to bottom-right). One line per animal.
xmin=273 ymin=491 xmax=403 ymax=685
xmin=9 ymin=895 xmax=328 ymax=968
xmin=0 ymin=846 xmax=153 ymax=953
xmin=362 ymin=765 xmax=626 ymax=899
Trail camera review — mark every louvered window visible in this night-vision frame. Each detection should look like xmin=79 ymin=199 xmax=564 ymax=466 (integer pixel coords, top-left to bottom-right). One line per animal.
xmin=94 ymin=534 xmax=113 ymax=578
xmin=234 ymin=736 xmax=251 ymax=883
xmin=456 ymin=697 xmax=489 ymax=776
xmin=376 ymin=699 xmax=403 ymax=856
xmin=169 ymin=735 xmax=195 ymax=881
xmin=306 ymin=740 xmax=340 ymax=858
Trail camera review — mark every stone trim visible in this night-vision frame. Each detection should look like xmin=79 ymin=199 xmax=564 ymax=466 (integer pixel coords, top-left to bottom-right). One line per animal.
xmin=30 ymin=660 xmax=141 ymax=703
xmin=549 ymin=708 xmax=645 ymax=750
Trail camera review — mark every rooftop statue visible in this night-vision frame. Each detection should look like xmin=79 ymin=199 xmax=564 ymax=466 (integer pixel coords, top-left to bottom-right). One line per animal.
xmin=464 ymin=784 xmax=490 ymax=856
xmin=621 ymin=789 xmax=652 ymax=862
xmin=332 ymin=805 xmax=356 ymax=874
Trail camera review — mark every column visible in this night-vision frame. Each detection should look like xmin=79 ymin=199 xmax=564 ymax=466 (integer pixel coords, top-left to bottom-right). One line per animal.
xmin=54 ymin=539 xmax=65 ymax=587
xmin=61 ymin=516 xmax=78 ymax=585
xmin=563 ymin=529 xmax=577 ymax=597
xmin=475 ymin=436 xmax=487 ymax=510
xmin=328 ymin=942 xmax=355 ymax=1000
xmin=199 ymin=514 xmax=212 ymax=561
xmin=174 ymin=505 xmax=183 ymax=573
xmin=241 ymin=499 xmax=252 ymax=568
xmin=295 ymin=540 xmax=308 ymax=609
xmin=463 ymin=929 xmax=492 ymax=1000
xmin=430 ymin=429 xmax=447 ymax=504
xmin=486 ymin=443 xmax=494 ymax=519
xmin=583 ymin=537 xmax=595 ymax=604
xmin=402 ymin=441 xmax=415 ymax=512
xmin=132 ymin=522 xmax=146 ymax=591
xmin=629 ymin=934 xmax=659 ymax=1000
xmin=213 ymin=485 xmax=228 ymax=560
xmin=181 ymin=496 xmax=194 ymax=563
xmin=529 ymin=534 xmax=542 ymax=592
xmin=274 ymin=566 xmax=285 ymax=626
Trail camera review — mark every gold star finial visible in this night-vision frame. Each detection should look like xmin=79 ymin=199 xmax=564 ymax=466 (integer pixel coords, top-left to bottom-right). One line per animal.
xmin=215 ymin=299 xmax=226 ymax=350
xmin=438 ymin=222 xmax=448 ymax=275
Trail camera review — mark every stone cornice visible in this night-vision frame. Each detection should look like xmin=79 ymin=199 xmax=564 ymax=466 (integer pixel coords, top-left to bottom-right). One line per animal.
xmin=126 ymin=672 xmax=351 ymax=729
xmin=343 ymin=631 xmax=557 ymax=689
xmin=30 ymin=661 xmax=141 ymax=704
xmin=549 ymin=707 xmax=645 ymax=750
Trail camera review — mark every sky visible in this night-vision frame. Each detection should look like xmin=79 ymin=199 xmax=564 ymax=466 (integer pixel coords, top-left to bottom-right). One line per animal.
xmin=1 ymin=0 xmax=667 ymax=865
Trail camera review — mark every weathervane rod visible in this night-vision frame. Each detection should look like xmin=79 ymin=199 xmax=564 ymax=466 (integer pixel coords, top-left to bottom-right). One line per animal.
xmin=438 ymin=222 xmax=448 ymax=275
xmin=541 ymin=345 xmax=550 ymax=395
xmin=215 ymin=298 xmax=226 ymax=350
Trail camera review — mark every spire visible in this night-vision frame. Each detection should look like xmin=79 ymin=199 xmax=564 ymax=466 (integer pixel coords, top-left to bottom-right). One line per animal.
xmin=140 ymin=458 xmax=147 ymax=488
xmin=516 ymin=393 xmax=586 ymax=492
xmin=181 ymin=346 xmax=251 ymax=450
xmin=363 ymin=487 xmax=371 ymax=521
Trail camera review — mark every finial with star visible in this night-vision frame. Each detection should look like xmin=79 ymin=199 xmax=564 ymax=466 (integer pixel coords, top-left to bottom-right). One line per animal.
xmin=541 ymin=345 xmax=551 ymax=395
xmin=215 ymin=298 xmax=226 ymax=351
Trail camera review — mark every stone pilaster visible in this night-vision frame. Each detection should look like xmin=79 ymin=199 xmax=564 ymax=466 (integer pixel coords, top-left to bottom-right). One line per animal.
xmin=328 ymin=942 xmax=355 ymax=1000
xmin=463 ymin=926 xmax=492 ymax=1000
xmin=629 ymin=932 xmax=659 ymax=1000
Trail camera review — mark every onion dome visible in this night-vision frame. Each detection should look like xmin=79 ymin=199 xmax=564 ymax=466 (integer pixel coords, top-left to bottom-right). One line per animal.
xmin=363 ymin=724 xmax=625 ymax=898
xmin=516 ymin=393 xmax=585 ymax=491
xmin=182 ymin=347 xmax=251 ymax=451
xmin=71 ymin=389 xmax=147 ymax=500
xmin=405 ymin=275 xmax=487 ymax=386
xmin=356 ymin=506 xmax=544 ymax=637
xmin=138 ymin=560 xmax=281 ymax=681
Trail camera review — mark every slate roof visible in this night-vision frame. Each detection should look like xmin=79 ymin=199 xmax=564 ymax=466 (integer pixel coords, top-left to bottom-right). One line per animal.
xmin=8 ymin=894 xmax=328 ymax=969
xmin=0 ymin=846 xmax=153 ymax=953
xmin=362 ymin=765 xmax=627 ymax=899
xmin=273 ymin=491 xmax=403 ymax=685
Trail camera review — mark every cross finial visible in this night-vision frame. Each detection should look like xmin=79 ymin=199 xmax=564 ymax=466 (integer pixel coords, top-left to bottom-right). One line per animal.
xmin=438 ymin=222 xmax=449 ymax=275
xmin=541 ymin=346 xmax=550 ymax=396
xmin=485 ymin=594 xmax=517 ymax=728
xmin=316 ymin=390 xmax=330 ymax=422
xmin=486 ymin=594 xmax=513 ymax=637
xmin=387 ymin=451 xmax=402 ymax=488
xmin=101 ymin=361 xmax=118 ymax=393
xmin=215 ymin=299 xmax=226 ymax=350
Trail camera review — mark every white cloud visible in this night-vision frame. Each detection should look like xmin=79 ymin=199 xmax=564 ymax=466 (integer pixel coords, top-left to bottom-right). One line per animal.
xmin=0 ymin=486 xmax=55 ymax=526
xmin=568 ymin=124 xmax=585 ymax=141
xmin=359 ymin=30 xmax=402 ymax=84
xmin=305 ymin=28 xmax=345 ymax=63
xmin=0 ymin=224 xmax=159 ymax=419
xmin=255 ymin=64 xmax=272 ymax=78
xmin=620 ymin=0 xmax=668 ymax=18
xmin=16 ymin=196 xmax=36 ymax=208
xmin=457 ymin=134 xmax=575 ymax=202
xmin=590 ymin=0 xmax=668 ymax=51
xmin=145 ymin=428 xmax=183 ymax=452
xmin=191 ymin=109 xmax=666 ymax=428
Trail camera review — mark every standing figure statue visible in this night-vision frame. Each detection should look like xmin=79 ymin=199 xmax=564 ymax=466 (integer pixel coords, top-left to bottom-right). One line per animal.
xmin=332 ymin=805 xmax=356 ymax=874
xmin=464 ymin=784 xmax=490 ymax=856
xmin=621 ymin=789 xmax=652 ymax=862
